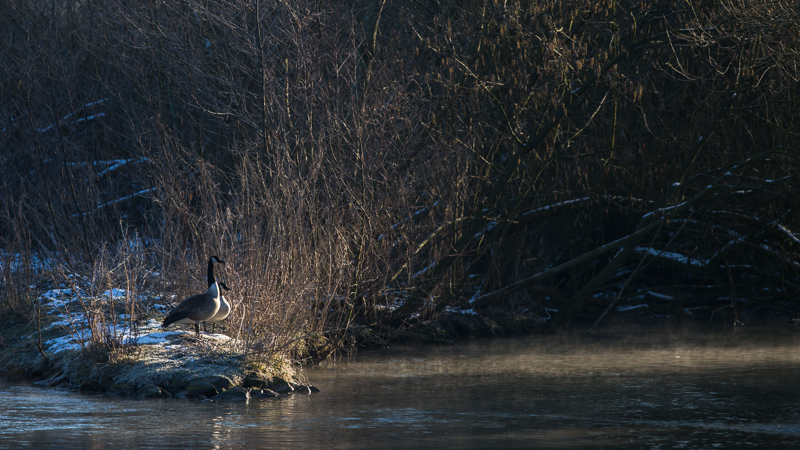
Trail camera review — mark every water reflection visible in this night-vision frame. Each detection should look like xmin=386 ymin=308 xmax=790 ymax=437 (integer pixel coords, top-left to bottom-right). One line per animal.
xmin=1 ymin=328 xmax=800 ymax=449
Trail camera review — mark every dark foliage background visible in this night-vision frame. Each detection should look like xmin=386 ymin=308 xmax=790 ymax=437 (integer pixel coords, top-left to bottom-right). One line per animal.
xmin=2 ymin=0 xmax=799 ymax=354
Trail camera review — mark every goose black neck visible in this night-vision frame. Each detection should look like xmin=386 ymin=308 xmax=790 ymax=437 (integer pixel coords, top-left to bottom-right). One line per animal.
xmin=207 ymin=258 xmax=217 ymax=287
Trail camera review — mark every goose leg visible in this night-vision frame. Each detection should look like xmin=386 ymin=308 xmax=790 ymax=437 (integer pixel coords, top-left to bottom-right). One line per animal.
xmin=194 ymin=322 xmax=200 ymax=335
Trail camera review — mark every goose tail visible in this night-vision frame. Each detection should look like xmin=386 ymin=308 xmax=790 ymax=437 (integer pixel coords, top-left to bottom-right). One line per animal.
xmin=162 ymin=310 xmax=188 ymax=329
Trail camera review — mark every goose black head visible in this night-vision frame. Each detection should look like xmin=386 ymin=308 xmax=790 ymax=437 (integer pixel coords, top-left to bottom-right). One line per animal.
xmin=219 ymin=282 xmax=232 ymax=291
xmin=207 ymin=256 xmax=226 ymax=287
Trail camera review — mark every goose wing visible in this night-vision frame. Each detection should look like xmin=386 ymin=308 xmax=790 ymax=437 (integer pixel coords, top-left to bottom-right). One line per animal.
xmin=162 ymin=292 xmax=217 ymax=327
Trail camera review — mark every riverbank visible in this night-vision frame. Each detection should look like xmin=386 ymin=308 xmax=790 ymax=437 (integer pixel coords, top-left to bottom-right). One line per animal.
xmin=1 ymin=268 xmax=793 ymax=402
xmin=0 ymin=285 xmax=317 ymax=401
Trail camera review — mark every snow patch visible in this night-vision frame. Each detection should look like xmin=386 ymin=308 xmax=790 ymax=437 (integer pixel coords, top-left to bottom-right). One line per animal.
xmin=127 ymin=331 xmax=188 ymax=345
xmin=617 ymin=304 xmax=649 ymax=312
xmin=103 ymin=288 xmax=126 ymax=299
xmin=635 ymin=247 xmax=708 ymax=267
xmin=646 ymin=291 xmax=675 ymax=301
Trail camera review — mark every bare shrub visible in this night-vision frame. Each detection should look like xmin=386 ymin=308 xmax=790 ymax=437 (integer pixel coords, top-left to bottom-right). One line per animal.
xmin=2 ymin=0 xmax=800 ymax=354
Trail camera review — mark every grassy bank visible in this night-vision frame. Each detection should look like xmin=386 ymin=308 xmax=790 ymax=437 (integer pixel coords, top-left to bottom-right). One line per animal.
xmin=0 ymin=269 xmax=309 ymax=398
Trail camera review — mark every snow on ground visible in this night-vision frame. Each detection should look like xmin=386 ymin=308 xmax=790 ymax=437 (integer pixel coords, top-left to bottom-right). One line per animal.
xmin=103 ymin=288 xmax=126 ymax=299
xmin=37 ymin=283 xmax=235 ymax=354
xmin=646 ymin=291 xmax=675 ymax=301
xmin=44 ymin=317 xmax=234 ymax=354
xmin=129 ymin=331 xmax=187 ymax=345
xmin=0 ymin=251 xmax=52 ymax=273
xmin=42 ymin=289 xmax=85 ymax=309
xmin=634 ymin=246 xmax=708 ymax=267
xmin=616 ymin=304 xmax=649 ymax=312
xmin=442 ymin=306 xmax=479 ymax=315
xmin=44 ymin=339 xmax=76 ymax=354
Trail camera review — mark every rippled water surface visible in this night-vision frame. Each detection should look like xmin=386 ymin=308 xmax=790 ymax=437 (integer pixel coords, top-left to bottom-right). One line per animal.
xmin=2 ymin=329 xmax=800 ymax=449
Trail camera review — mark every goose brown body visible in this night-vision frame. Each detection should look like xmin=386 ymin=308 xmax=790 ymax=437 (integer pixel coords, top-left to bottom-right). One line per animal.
xmin=162 ymin=256 xmax=225 ymax=334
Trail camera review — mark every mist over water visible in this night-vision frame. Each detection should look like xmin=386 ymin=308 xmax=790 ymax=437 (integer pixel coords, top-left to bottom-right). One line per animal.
xmin=2 ymin=328 xmax=799 ymax=449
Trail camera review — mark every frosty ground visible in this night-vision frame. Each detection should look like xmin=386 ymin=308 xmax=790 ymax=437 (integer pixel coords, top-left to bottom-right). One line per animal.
xmin=0 ymin=276 xmax=314 ymax=401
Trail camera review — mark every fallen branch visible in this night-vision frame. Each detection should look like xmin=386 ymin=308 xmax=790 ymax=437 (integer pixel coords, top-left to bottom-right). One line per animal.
xmin=472 ymin=149 xmax=775 ymax=311
xmin=72 ymin=187 xmax=160 ymax=217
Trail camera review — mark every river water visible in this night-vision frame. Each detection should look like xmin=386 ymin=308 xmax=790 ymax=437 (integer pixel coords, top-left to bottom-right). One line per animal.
xmin=1 ymin=328 xmax=800 ymax=449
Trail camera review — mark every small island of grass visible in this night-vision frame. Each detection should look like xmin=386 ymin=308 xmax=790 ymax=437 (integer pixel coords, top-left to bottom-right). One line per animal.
xmin=0 ymin=279 xmax=317 ymax=401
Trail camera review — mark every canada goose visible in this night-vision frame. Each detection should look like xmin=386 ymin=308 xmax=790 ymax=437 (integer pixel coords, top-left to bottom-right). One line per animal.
xmin=203 ymin=281 xmax=231 ymax=333
xmin=162 ymin=256 xmax=225 ymax=335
